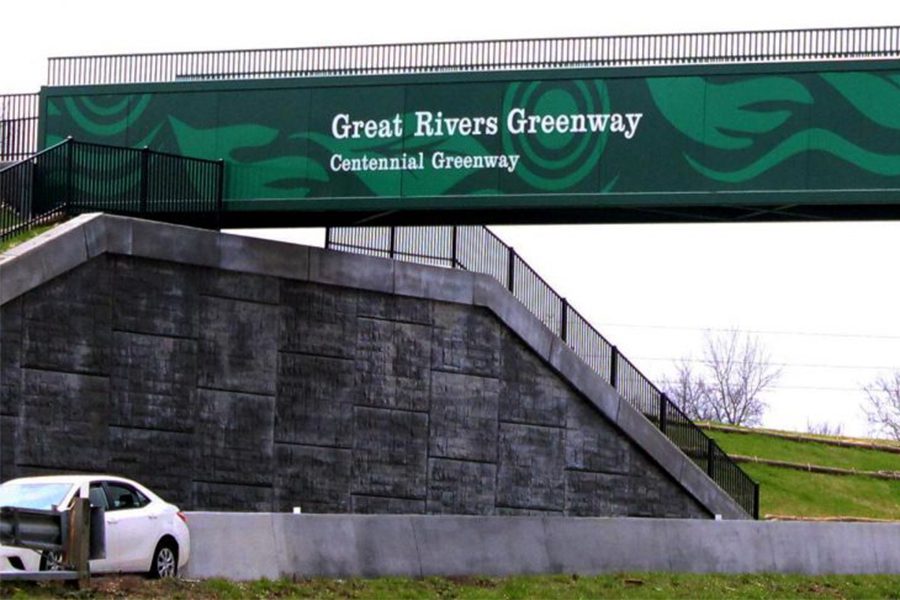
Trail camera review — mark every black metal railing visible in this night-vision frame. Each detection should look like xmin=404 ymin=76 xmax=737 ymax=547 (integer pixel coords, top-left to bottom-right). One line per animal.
xmin=47 ymin=26 xmax=900 ymax=86
xmin=325 ymin=225 xmax=760 ymax=519
xmin=0 ymin=94 xmax=39 ymax=162
xmin=0 ymin=138 xmax=223 ymax=243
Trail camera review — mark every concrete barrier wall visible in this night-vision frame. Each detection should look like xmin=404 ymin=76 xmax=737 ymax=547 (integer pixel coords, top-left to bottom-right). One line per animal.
xmin=183 ymin=512 xmax=900 ymax=580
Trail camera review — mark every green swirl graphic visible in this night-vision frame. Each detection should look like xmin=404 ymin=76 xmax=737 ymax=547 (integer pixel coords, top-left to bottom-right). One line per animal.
xmin=62 ymin=94 xmax=152 ymax=137
xmin=648 ymin=77 xmax=812 ymax=150
xmin=686 ymin=128 xmax=900 ymax=183
xmin=502 ymin=80 xmax=611 ymax=191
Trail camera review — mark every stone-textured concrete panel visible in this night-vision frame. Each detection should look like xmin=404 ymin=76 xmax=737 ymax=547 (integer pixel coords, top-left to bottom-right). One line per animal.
xmin=275 ymin=444 xmax=351 ymax=513
xmin=500 ymin=342 xmax=567 ymax=428
xmin=352 ymin=407 xmax=428 ymax=500
xmin=0 ymin=416 xmax=17 ymax=482
xmin=276 ymin=353 xmax=355 ymax=447
xmin=497 ymin=423 xmax=565 ymax=511
xmin=108 ymin=427 xmax=193 ymax=507
xmin=355 ymin=318 xmax=431 ymax=411
xmin=0 ymin=299 xmax=23 ymax=417
xmin=427 ymin=459 xmax=496 ymax=515
xmin=200 ymin=269 xmax=280 ymax=305
xmin=351 ymin=495 xmax=426 ymax=515
xmin=19 ymin=369 xmax=109 ymax=471
xmin=432 ymin=303 xmax=501 ymax=377
xmin=198 ymin=297 xmax=278 ymax=396
xmin=280 ymin=281 xmax=357 ymax=359
xmin=23 ymin=260 xmax=111 ymax=375
xmin=191 ymin=481 xmax=274 ymax=512
xmin=565 ymin=398 xmax=630 ymax=474
xmin=113 ymin=256 xmax=198 ymax=338
xmin=429 ymin=372 xmax=499 ymax=463
xmin=110 ymin=332 xmax=197 ymax=432
xmin=194 ymin=389 xmax=275 ymax=486
xmin=357 ymin=290 xmax=432 ymax=325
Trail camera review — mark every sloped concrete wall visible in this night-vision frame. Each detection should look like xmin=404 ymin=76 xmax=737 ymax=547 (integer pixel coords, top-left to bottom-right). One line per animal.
xmin=0 ymin=214 xmax=746 ymax=519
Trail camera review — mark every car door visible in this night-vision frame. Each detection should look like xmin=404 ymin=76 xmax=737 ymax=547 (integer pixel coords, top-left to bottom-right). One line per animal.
xmin=101 ymin=481 xmax=161 ymax=572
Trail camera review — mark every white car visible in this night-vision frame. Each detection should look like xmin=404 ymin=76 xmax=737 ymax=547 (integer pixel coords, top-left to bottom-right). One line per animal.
xmin=0 ymin=475 xmax=190 ymax=578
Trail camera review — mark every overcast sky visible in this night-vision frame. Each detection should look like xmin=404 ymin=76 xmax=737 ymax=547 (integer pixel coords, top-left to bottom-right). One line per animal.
xmin=3 ymin=1 xmax=900 ymax=436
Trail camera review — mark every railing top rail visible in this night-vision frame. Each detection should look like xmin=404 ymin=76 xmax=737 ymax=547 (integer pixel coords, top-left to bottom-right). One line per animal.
xmin=45 ymin=25 xmax=900 ymax=86
xmin=46 ymin=25 xmax=900 ymax=61
xmin=0 ymin=138 xmax=71 ymax=174
xmin=67 ymin=138 xmax=223 ymax=164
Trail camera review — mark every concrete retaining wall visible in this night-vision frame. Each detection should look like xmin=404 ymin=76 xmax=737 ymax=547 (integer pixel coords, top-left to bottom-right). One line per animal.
xmin=0 ymin=214 xmax=748 ymax=520
xmin=183 ymin=512 xmax=900 ymax=579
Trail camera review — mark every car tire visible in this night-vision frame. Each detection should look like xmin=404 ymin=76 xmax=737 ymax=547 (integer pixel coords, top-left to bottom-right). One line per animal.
xmin=39 ymin=550 xmax=65 ymax=571
xmin=149 ymin=539 xmax=178 ymax=579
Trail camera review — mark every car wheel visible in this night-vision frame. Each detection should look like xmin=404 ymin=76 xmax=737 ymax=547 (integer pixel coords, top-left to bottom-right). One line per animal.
xmin=39 ymin=550 xmax=65 ymax=571
xmin=149 ymin=539 xmax=178 ymax=579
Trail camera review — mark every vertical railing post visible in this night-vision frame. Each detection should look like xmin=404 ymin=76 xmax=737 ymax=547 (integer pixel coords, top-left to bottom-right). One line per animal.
xmin=560 ymin=297 xmax=568 ymax=342
xmin=65 ymin=138 xmax=74 ymax=211
xmin=325 ymin=227 xmax=332 ymax=250
xmin=139 ymin=146 xmax=149 ymax=214
xmin=707 ymin=437 xmax=716 ymax=478
xmin=610 ymin=345 xmax=618 ymax=389
xmin=659 ymin=393 xmax=668 ymax=434
xmin=753 ymin=483 xmax=760 ymax=520
xmin=450 ymin=225 xmax=458 ymax=268
xmin=507 ymin=246 xmax=516 ymax=292
xmin=389 ymin=226 xmax=396 ymax=259
xmin=216 ymin=159 xmax=225 ymax=230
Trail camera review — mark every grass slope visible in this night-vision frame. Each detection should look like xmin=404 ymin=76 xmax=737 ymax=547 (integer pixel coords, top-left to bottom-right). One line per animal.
xmin=0 ymin=224 xmax=56 ymax=253
xmin=708 ymin=428 xmax=900 ymax=519
xmin=6 ymin=573 xmax=900 ymax=599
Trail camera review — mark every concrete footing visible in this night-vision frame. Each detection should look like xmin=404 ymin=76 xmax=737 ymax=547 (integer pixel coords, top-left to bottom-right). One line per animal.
xmin=183 ymin=513 xmax=900 ymax=580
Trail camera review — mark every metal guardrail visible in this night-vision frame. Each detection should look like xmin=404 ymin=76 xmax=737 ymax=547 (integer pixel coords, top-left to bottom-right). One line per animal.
xmin=325 ymin=225 xmax=760 ymax=519
xmin=46 ymin=26 xmax=900 ymax=86
xmin=0 ymin=138 xmax=224 ymax=244
xmin=0 ymin=94 xmax=39 ymax=162
xmin=0 ymin=498 xmax=103 ymax=585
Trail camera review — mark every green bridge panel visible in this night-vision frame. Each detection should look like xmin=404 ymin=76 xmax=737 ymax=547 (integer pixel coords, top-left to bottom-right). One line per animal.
xmin=40 ymin=59 xmax=900 ymax=224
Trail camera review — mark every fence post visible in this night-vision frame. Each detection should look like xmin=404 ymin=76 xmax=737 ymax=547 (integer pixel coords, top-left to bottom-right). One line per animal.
xmin=216 ymin=159 xmax=225 ymax=230
xmin=139 ymin=146 xmax=149 ymax=214
xmin=659 ymin=394 xmax=668 ymax=434
xmin=325 ymin=227 xmax=332 ymax=250
xmin=67 ymin=497 xmax=91 ymax=589
xmin=389 ymin=226 xmax=396 ymax=259
xmin=450 ymin=225 xmax=458 ymax=268
xmin=609 ymin=345 xmax=618 ymax=389
xmin=65 ymin=138 xmax=74 ymax=210
xmin=707 ymin=437 xmax=716 ymax=477
xmin=507 ymin=246 xmax=516 ymax=292
xmin=753 ymin=483 xmax=760 ymax=520
xmin=560 ymin=297 xmax=568 ymax=341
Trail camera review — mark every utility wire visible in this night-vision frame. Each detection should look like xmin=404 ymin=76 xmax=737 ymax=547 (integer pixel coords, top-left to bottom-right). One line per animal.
xmin=634 ymin=356 xmax=900 ymax=371
xmin=596 ymin=322 xmax=900 ymax=341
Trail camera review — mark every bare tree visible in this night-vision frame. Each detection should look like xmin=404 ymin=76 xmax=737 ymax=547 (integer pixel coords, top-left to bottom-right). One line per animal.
xmin=863 ymin=372 xmax=900 ymax=441
xmin=665 ymin=359 xmax=715 ymax=422
xmin=805 ymin=419 xmax=844 ymax=437
xmin=664 ymin=330 xmax=781 ymax=426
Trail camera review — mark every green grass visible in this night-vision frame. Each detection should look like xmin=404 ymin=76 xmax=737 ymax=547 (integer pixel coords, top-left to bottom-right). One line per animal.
xmin=5 ymin=573 xmax=900 ymax=599
xmin=745 ymin=463 xmax=900 ymax=519
xmin=0 ymin=224 xmax=56 ymax=254
xmin=703 ymin=427 xmax=900 ymax=519
xmin=709 ymin=429 xmax=900 ymax=473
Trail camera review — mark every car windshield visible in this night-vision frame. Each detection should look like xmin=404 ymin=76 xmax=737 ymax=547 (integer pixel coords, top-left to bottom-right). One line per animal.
xmin=0 ymin=482 xmax=74 ymax=510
